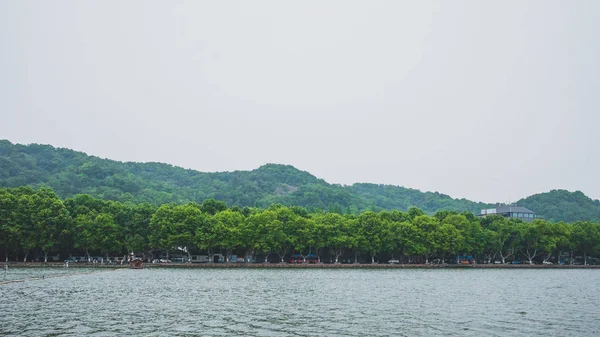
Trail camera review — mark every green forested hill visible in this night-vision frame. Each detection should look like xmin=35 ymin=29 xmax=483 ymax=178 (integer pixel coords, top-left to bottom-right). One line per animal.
xmin=349 ymin=183 xmax=488 ymax=215
xmin=0 ymin=140 xmax=361 ymax=210
xmin=1 ymin=139 xmax=599 ymax=221
xmin=518 ymin=190 xmax=600 ymax=223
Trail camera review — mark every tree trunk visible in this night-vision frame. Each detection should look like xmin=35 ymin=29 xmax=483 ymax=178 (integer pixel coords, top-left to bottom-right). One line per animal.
xmin=330 ymin=248 xmax=343 ymax=264
xmin=542 ymin=252 xmax=552 ymax=264
xmin=225 ymin=249 xmax=233 ymax=263
xmin=584 ymin=252 xmax=587 ymax=266
xmin=276 ymin=247 xmax=289 ymax=263
xmin=354 ymin=252 xmax=358 ymax=264
xmin=498 ymin=249 xmax=513 ymax=264
xmin=23 ymin=251 xmax=29 ymax=262
xmin=44 ymin=250 xmax=48 ymax=263
xmin=208 ymin=248 xmax=214 ymax=263
xmin=525 ymin=248 xmax=537 ymax=264
xmin=570 ymin=251 xmax=574 ymax=265
xmin=371 ymin=255 xmax=375 ymax=264
xmin=337 ymin=249 xmax=343 ymax=264
xmin=246 ymin=249 xmax=254 ymax=263
xmin=274 ymin=253 xmax=283 ymax=263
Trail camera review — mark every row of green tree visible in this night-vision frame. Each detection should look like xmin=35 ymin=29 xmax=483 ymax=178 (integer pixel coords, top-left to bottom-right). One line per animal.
xmin=1 ymin=187 xmax=599 ymax=264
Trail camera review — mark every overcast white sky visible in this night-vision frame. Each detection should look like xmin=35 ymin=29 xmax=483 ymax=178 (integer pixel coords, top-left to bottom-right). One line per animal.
xmin=1 ymin=1 xmax=599 ymax=203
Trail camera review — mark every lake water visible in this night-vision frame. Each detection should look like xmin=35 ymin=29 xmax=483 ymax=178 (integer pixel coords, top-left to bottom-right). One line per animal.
xmin=1 ymin=266 xmax=96 ymax=282
xmin=1 ymin=268 xmax=599 ymax=336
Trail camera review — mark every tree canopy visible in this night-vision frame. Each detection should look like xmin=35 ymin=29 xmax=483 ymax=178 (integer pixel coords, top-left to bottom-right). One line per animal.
xmin=1 ymin=186 xmax=599 ymax=265
xmin=2 ymin=140 xmax=599 ymax=222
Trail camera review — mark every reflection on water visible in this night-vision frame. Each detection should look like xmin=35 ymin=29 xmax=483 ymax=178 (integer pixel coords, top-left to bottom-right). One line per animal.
xmin=1 ymin=267 xmax=97 ymax=282
xmin=1 ymin=268 xmax=599 ymax=336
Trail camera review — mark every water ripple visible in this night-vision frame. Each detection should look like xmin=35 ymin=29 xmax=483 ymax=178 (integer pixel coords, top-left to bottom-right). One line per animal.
xmin=1 ymin=269 xmax=599 ymax=336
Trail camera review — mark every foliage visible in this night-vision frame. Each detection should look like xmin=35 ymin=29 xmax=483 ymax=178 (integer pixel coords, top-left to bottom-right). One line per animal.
xmin=518 ymin=190 xmax=600 ymax=223
xmin=2 ymin=186 xmax=600 ymax=266
xmin=0 ymin=140 xmax=482 ymax=215
xmin=1 ymin=140 xmax=600 ymax=222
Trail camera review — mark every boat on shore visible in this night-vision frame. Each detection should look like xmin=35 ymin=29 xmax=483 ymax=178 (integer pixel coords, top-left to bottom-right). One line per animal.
xmin=130 ymin=258 xmax=144 ymax=269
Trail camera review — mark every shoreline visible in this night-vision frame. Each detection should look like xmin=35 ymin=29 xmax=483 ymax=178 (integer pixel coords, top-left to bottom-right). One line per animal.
xmin=4 ymin=262 xmax=600 ymax=269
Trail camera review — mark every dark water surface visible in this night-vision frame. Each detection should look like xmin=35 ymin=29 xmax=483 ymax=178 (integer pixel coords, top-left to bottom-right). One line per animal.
xmin=1 ymin=267 xmax=96 ymax=282
xmin=1 ymin=268 xmax=599 ymax=336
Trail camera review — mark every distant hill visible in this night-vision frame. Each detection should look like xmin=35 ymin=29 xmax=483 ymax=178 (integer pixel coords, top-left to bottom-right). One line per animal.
xmin=348 ymin=183 xmax=487 ymax=214
xmin=0 ymin=140 xmax=361 ymax=210
xmin=518 ymin=190 xmax=600 ymax=223
xmin=1 ymin=139 xmax=599 ymax=221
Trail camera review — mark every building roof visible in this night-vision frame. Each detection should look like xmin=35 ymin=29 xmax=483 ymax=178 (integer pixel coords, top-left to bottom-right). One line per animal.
xmin=479 ymin=205 xmax=536 ymax=216
xmin=494 ymin=206 xmax=535 ymax=214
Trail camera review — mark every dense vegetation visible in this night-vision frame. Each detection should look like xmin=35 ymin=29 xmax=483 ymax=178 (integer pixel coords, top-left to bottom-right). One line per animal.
xmin=349 ymin=183 xmax=488 ymax=215
xmin=2 ymin=140 xmax=600 ymax=221
xmin=519 ymin=190 xmax=600 ymax=223
xmin=0 ymin=140 xmax=367 ymax=211
xmin=2 ymin=186 xmax=599 ymax=265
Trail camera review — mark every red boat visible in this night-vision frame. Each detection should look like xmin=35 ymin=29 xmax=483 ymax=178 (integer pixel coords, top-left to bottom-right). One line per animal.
xmin=130 ymin=258 xmax=144 ymax=269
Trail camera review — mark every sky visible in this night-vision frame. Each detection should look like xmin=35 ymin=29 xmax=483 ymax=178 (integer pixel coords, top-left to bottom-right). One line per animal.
xmin=1 ymin=1 xmax=599 ymax=203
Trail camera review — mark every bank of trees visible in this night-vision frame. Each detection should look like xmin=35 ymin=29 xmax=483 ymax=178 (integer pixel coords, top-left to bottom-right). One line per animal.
xmin=1 ymin=187 xmax=600 ymax=265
